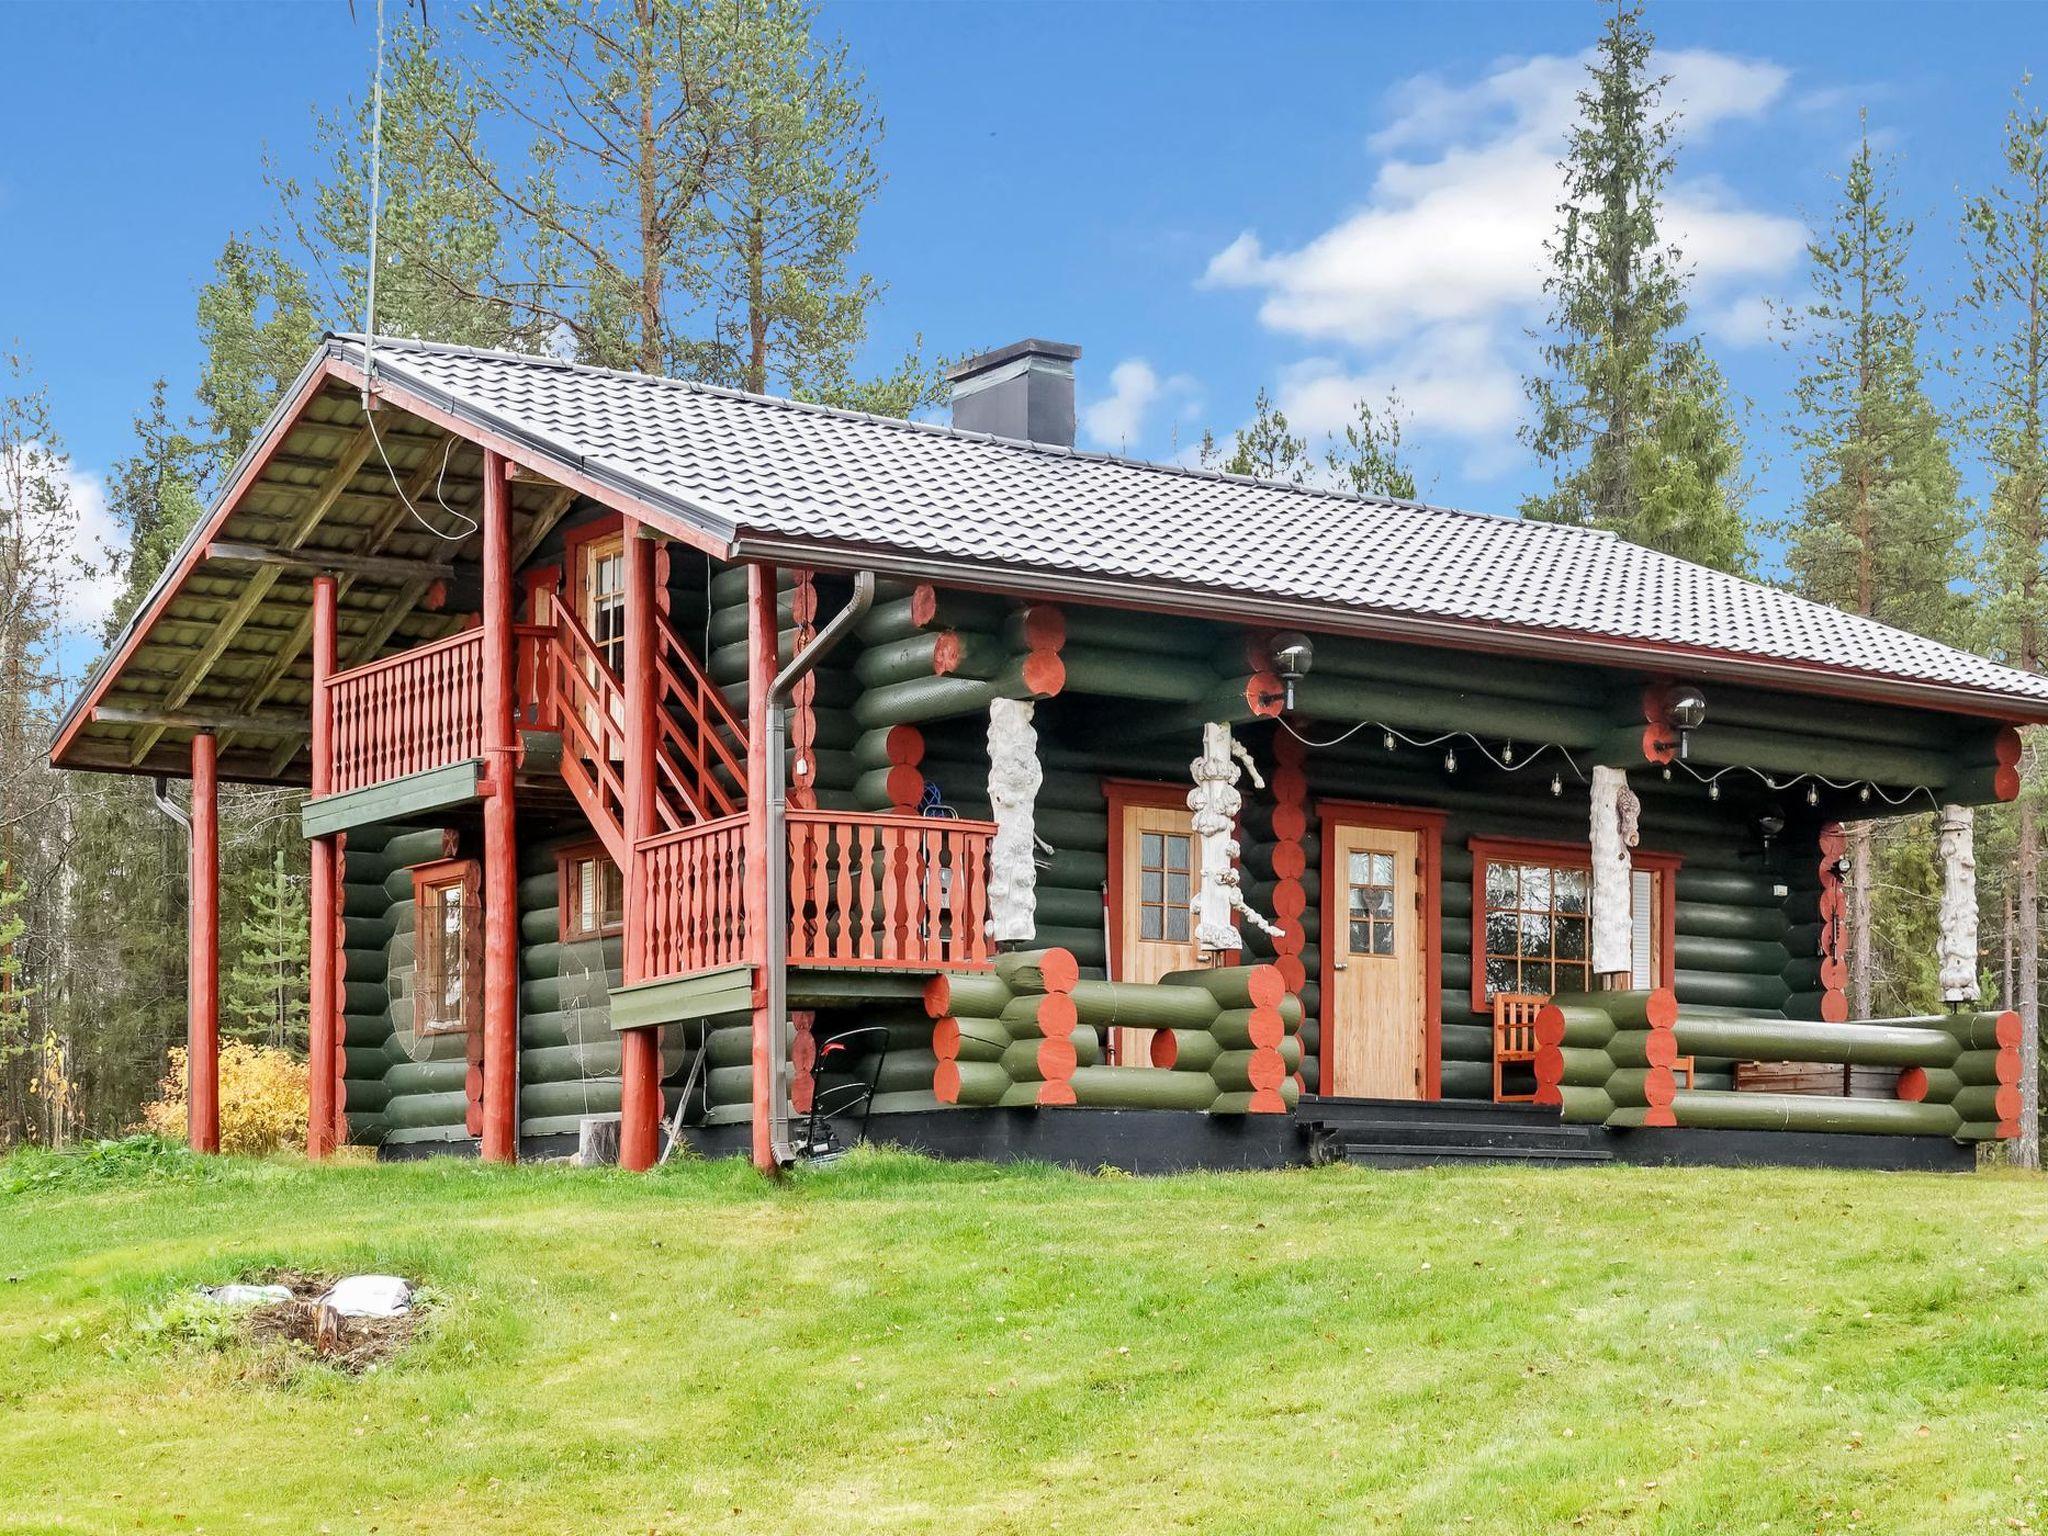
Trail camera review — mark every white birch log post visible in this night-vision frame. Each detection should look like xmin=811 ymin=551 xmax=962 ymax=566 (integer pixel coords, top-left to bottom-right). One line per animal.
xmin=985 ymin=697 xmax=1043 ymax=945
xmin=1189 ymin=721 xmax=1283 ymax=958
xmin=1938 ymin=803 xmax=1980 ymax=1003
xmin=1590 ymin=766 xmax=1639 ymax=982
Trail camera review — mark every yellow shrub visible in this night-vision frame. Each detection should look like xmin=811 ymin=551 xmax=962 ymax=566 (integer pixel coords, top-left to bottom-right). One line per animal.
xmin=141 ymin=1043 xmax=309 ymax=1156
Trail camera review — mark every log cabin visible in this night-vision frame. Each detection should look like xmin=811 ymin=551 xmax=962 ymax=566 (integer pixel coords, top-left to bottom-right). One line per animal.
xmin=50 ymin=335 xmax=2043 ymax=1173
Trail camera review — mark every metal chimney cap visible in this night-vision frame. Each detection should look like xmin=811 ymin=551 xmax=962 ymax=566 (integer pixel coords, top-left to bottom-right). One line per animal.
xmin=947 ymin=339 xmax=1082 ymax=383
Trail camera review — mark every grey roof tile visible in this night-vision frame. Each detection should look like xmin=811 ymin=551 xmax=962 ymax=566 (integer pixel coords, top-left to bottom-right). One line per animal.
xmin=340 ymin=335 xmax=2048 ymax=711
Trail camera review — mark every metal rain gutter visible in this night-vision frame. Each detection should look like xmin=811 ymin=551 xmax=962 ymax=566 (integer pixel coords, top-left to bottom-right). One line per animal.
xmin=763 ymin=570 xmax=876 ymax=1166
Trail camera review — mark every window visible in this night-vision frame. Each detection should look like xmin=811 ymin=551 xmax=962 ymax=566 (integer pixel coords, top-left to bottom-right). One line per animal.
xmin=413 ymin=860 xmax=481 ymax=1036
xmin=1468 ymin=839 xmax=1676 ymax=1011
xmin=1346 ymin=849 xmax=1400 ymax=956
xmin=560 ymin=847 xmax=624 ymax=942
xmin=578 ymin=530 xmax=626 ymax=675
xmin=1138 ymin=828 xmax=1193 ymax=944
xmin=1482 ymin=858 xmax=1591 ymax=998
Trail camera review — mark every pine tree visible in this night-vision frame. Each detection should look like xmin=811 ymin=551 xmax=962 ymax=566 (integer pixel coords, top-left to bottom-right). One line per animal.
xmin=1779 ymin=121 xmax=1969 ymax=1020
xmin=278 ymin=18 xmax=542 ymax=353
xmin=1961 ymin=85 xmax=2048 ymax=1167
xmin=224 ymin=850 xmax=309 ymax=1051
xmin=1521 ymin=0 xmax=1751 ymax=573
xmin=195 ymin=235 xmax=324 ymax=471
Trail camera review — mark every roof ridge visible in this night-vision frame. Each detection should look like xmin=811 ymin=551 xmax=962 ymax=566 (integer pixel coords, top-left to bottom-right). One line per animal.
xmin=332 ymin=331 xmax=1625 ymax=545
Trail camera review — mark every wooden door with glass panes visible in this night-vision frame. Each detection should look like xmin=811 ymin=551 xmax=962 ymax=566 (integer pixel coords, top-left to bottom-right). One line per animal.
xmin=1325 ymin=821 xmax=1426 ymax=1098
xmin=1113 ymin=801 xmax=1202 ymax=1066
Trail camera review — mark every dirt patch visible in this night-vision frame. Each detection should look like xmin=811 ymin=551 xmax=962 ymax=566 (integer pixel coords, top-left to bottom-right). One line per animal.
xmin=235 ymin=1270 xmax=420 ymax=1375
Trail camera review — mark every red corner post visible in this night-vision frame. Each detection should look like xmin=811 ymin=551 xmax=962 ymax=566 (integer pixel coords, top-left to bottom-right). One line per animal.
xmin=480 ymin=450 xmax=521 ymax=1163
xmin=307 ymin=574 xmax=339 ymax=1157
xmin=617 ymin=518 xmax=662 ymax=1171
xmin=188 ymin=731 xmax=220 ymax=1153
xmin=746 ymin=562 xmax=778 ymax=1172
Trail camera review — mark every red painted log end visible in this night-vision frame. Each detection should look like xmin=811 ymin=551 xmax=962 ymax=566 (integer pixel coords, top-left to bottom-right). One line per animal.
xmin=1896 ymin=1066 xmax=1929 ymax=1103
xmin=1039 ymin=948 xmax=1081 ymax=996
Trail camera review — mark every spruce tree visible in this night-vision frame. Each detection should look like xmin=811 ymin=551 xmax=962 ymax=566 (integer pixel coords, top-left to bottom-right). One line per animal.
xmin=104 ymin=379 xmax=208 ymax=634
xmin=1779 ymin=122 xmax=1969 ymax=1020
xmin=224 ymin=850 xmax=309 ymax=1051
xmin=1961 ymin=85 xmax=2048 ymax=1167
xmin=1521 ymin=0 xmax=1751 ymax=572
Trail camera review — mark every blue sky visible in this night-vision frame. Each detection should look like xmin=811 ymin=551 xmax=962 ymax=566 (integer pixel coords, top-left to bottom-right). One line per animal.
xmin=2 ymin=0 xmax=2042 ymax=638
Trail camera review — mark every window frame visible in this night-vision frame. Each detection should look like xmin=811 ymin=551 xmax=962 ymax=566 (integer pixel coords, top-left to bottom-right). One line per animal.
xmin=557 ymin=842 xmax=626 ymax=943
xmin=412 ymin=857 xmax=482 ymax=1038
xmin=1466 ymin=836 xmax=1679 ymax=1014
xmin=1104 ymin=779 xmax=1230 ymax=973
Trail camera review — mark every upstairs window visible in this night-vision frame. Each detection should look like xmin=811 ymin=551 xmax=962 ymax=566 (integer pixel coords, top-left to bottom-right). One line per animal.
xmin=579 ymin=531 xmax=627 ymax=675
xmin=413 ymin=859 xmax=481 ymax=1036
xmin=560 ymin=846 xmax=625 ymax=942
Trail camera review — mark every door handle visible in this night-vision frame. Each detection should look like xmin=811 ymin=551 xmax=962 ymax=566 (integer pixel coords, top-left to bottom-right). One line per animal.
xmin=1332 ymin=961 xmax=1348 ymax=971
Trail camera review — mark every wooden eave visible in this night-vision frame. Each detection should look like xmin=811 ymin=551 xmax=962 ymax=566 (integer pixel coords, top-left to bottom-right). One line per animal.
xmin=50 ymin=359 xmax=623 ymax=784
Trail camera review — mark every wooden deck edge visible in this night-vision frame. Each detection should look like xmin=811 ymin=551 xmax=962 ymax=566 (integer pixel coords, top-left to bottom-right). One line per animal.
xmin=302 ymin=759 xmax=484 ymax=839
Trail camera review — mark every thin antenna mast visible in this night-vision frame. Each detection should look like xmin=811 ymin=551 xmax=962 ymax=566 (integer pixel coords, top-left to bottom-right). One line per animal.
xmin=362 ymin=0 xmax=388 ymax=408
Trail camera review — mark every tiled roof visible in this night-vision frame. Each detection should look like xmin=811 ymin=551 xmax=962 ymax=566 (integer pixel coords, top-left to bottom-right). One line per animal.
xmin=339 ymin=335 xmax=2048 ymax=714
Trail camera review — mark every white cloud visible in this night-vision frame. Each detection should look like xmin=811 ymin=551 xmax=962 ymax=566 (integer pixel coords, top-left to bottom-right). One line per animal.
xmin=1703 ymin=292 xmax=1784 ymax=350
xmin=1081 ymin=357 xmax=1200 ymax=451
xmin=8 ymin=444 xmax=122 ymax=635
xmin=1203 ymin=45 xmax=1804 ymax=442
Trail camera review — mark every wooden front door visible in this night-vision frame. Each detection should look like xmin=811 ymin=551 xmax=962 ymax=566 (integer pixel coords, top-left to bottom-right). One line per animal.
xmin=1111 ymin=796 xmax=1202 ymax=1066
xmin=1323 ymin=817 xmax=1429 ymax=1099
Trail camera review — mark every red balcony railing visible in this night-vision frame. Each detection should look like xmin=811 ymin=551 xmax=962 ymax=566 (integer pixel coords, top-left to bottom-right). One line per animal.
xmin=326 ymin=625 xmax=550 ymax=796
xmin=639 ymin=815 xmax=751 ymax=977
xmin=634 ymin=810 xmax=998 ymax=983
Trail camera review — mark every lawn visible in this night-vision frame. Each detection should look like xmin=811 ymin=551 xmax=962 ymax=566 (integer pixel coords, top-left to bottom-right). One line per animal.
xmin=2 ymin=1143 xmax=2046 ymax=1536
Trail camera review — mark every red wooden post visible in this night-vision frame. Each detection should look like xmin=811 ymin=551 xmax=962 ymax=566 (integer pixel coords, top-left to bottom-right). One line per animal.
xmin=746 ymin=563 xmax=777 ymax=1172
xmin=480 ymin=450 xmax=520 ymax=1163
xmin=307 ymin=574 xmax=339 ymax=1158
xmin=188 ymin=731 xmax=220 ymax=1153
xmin=618 ymin=518 xmax=662 ymax=1171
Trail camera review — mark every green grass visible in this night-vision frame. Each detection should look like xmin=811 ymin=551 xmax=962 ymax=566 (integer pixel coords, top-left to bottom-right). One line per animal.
xmin=3 ymin=1141 xmax=2046 ymax=1535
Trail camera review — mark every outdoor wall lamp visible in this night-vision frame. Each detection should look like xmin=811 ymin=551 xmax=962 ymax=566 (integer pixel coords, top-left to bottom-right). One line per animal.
xmin=1666 ymin=684 xmax=1708 ymax=758
xmin=1268 ymin=631 xmax=1315 ymax=711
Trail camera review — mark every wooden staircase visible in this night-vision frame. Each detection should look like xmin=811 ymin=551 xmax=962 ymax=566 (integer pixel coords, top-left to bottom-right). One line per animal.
xmin=1301 ymin=1097 xmax=1614 ymax=1167
xmin=542 ymin=601 xmax=747 ymax=865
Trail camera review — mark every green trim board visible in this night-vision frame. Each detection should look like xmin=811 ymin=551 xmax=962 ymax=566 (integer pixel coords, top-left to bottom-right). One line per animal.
xmin=611 ymin=966 xmax=755 ymax=1032
xmin=302 ymin=759 xmax=484 ymax=839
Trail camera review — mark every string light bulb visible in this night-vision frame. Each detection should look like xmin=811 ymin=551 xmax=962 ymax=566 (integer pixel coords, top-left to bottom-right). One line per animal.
xmin=1859 ymin=785 xmax=1871 ymax=803
xmin=1502 ymin=741 xmax=1515 ymax=764
xmin=1662 ymin=766 xmax=1673 ymax=781
xmin=1550 ymin=772 xmax=1562 ymax=797
xmin=1444 ymin=748 xmax=1458 ymax=774
xmin=1709 ymin=780 xmax=1720 ymax=801
xmin=1807 ymin=783 xmax=1820 ymax=807
xmin=1383 ymin=729 xmax=1396 ymax=752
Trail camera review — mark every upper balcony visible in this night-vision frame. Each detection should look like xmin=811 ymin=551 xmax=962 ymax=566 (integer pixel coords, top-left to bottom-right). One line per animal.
xmin=309 ymin=616 xmax=997 ymax=987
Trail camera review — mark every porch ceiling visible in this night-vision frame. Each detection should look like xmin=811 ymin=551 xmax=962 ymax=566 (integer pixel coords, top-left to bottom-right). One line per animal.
xmin=51 ymin=370 xmax=596 ymax=784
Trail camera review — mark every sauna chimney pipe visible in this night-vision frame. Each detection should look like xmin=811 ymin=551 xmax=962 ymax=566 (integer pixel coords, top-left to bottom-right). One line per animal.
xmin=764 ymin=570 xmax=876 ymax=1166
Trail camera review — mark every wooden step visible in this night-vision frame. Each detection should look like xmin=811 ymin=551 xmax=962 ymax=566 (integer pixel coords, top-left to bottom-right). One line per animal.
xmin=1338 ymin=1141 xmax=1613 ymax=1168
